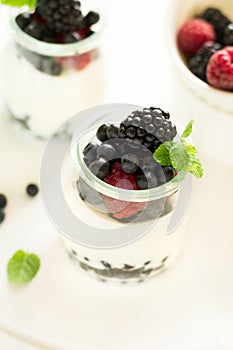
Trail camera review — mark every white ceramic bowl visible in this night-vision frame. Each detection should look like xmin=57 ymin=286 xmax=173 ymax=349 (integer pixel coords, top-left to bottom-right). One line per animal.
xmin=165 ymin=0 xmax=233 ymax=167
xmin=166 ymin=0 xmax=233 ymax=114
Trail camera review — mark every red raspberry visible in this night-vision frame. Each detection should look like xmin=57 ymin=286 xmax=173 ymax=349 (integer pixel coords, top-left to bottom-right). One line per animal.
xmin=56 ymin=52 xmax=91 ymax=71
xmin=103 ymin=161 xmax=145 ymax=219
xmin=73 ymin=52 xmax=91 ymax=70
xmin=177 ymin=19 xmax=215 ymax=54
xmin=206 ymin=46 xmax=233 ymax=91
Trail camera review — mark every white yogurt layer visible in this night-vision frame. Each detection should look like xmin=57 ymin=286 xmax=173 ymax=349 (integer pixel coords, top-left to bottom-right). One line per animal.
xmin=59 ymin=152 xmax=188 ymax=283
xmin=1 ymin=43 xmax=105 ymax=139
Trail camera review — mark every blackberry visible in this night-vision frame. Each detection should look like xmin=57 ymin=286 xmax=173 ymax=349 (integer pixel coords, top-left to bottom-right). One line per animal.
xmin=188 ymin=41 xmax=222 ymax=82
xmin=119 ymin=107 xmax=177 ymax=152
xmin=224 ymin=23 xmax=233 ymax=45
xmin=199 ymin=7 xmax=231 ymax=44
xmin=36 ymin=0 xmax=92 ymax=34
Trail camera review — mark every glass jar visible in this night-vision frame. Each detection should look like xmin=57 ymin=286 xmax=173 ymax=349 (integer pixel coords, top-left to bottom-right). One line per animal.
xmin=41 ymin=104 xmax=193 ymax=285
xmin=0 ymin=3 xmax=105 ymax=140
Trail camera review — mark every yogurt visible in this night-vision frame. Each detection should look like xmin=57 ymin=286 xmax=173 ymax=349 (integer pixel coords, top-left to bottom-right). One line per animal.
xmin=1 ymin=43 xmax=105 ymax=139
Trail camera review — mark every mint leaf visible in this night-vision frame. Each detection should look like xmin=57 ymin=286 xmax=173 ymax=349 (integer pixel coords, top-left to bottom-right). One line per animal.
xmin=185 ymin=143 xmax=197 ymax=156
xmin=153 ymin=119 xmax=203 ymax=179
xmin=1 ymin=0 xmax=36 ymax=8
xmin=7 ymin=250 xmax=40 ymax=284
xmin=182 ymin=119 xmax=194 ymax=139
xmin=186 ymin=155 xmax=203 ymax=178
xmin=153 ymin=142 xmax=173 ymax=166
xmin=169 ymin=143 xmax=190 ymax=172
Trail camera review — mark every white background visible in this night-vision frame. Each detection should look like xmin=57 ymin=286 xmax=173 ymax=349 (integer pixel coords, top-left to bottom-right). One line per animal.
xmin=0 ymin=0 xmax=233 ymax=349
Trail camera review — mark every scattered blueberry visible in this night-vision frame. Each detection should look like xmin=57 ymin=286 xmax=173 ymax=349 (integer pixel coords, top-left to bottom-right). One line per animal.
xmin=26 ymin=184 xmax=39 ymax=197
xmin=0 ymin=194 xmax=7 ymax=209
xmin=0 ymin=210 xmax=5 ymax=224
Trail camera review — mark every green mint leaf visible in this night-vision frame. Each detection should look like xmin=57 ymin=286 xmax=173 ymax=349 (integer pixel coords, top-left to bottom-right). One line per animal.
xmin=1 ymin=0 xmax=36 ymax=8
xmin=185 ymin=143 xmax=197 ymax=156
xmin=7 ymin=250 xmax=40 ymax=284
xmin=186 ymin=155 xmax=203 ymax=178
xmin=169 ymin=143 xmax=190 ymax=172
xmin=153 ymin=142 xmax=174 ymax=166
xmin=182 ymin=119 xmax=194 ymax=139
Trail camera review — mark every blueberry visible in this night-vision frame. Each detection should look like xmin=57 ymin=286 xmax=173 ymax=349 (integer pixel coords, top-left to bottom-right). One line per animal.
xmin=63 ymin=31 xmax=80 ymax=43
xmin=0 ymin=210 xmax=5 ymax=224
xmin=89 ymin=158 xmax=111 ymax=180
xmin=142 ymin=157 xmax=158 ymax=171
xmin=83 ymin=142 xmax=99 ymax=162
xmin=144 ymin=199 xmax=165 ymax=219
xmin=136 ymin=169 xmax=158 ymax=189
xmin=163 ymin=166 xmax=176 ymax=182
xmin=24 ymin=21 xmax=44 ymax=39
xmin=26 ymin=184 xmax=39 ymax=197
xmin=96 ymin=124 xmax=108 ymax=142
xmin=121 ymin=153 xmax=138 ymax=173
xmin=77 ymin=178 xmax=102 ymax=205
xmin=15 ymin=13 xmax=32 ymax=30
xmin=0 ymin=194 xmax=7 ymax=209
xmin=85 ymin=11 xmax=100 ymax=26
xmin=136 ymin=173 xmax=148 ymax=189
xmin=96 ymin=143 xmax=116 ymax=161
xmin=39 ymin=57 xmax=62 ymax=76
xmin=106 ymin=125 xmax=119 ymax=139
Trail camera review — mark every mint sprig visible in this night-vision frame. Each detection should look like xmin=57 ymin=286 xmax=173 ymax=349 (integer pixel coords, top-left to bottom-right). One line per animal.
xmin=153 ymin=119 xmax=203 ymax=179
xmin=1 ymin=0 xmax=36 ymax=9
xmin=7 ymin=250 xmax=40 ymax=284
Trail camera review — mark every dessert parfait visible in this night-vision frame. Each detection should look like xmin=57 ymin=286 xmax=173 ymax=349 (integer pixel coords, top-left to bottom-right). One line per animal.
xmin=0 ymin=0 xmax=104 ymax=139
xmin=60 ymin=105 xmax=203 ymax=284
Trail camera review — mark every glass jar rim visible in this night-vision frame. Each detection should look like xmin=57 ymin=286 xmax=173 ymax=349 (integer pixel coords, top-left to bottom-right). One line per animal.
xmin=9 ymin=4 xmax=105 ymax=57
xmin=74 ymin=126 xmax=185 ymax=202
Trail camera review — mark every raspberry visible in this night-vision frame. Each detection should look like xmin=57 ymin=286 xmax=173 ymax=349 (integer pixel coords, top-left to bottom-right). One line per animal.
xmin=103 ymin=161 xmax=145 ymax=219
xmin=178 ymin=19 xmax=215 ymax=54
xmin=206 ymin=46 xmax=233 ymax=91
xmin=73 ymin=52 xmax=91 ymax=70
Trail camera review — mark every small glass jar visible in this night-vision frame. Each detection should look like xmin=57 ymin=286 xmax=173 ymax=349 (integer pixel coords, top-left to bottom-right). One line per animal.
xmin=0 ymin=3 xmax=105 ymax=140
xmin=42 ymin=104 xmax=192 ymax=285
